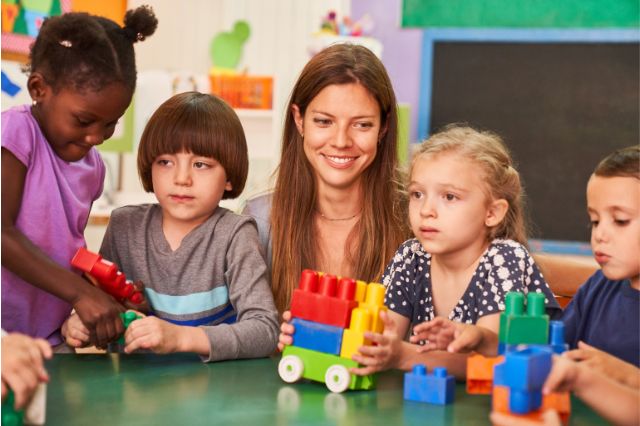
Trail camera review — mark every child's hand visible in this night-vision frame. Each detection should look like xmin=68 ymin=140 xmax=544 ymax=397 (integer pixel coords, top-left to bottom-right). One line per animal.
xmin=350 ymin=310 xmax=402 ymax=375
xmin=277 ymin=310 xmax=294 ymax=352
xmin=122 ymin=280 xmax=151 ymax=314
xmin=72 ymin=285 xmax=124 ymax=348
xmin=123 ymin=316 xmax=183 ymax=354
xmin=61 ymin=313 xmax=90 ymax=348
xmin=1 ymin=333 xmax=52 ymax=409
xmin=411 ymin=318 xmax=483 ymax=354
xmin=564 ymin=341 xmax=639 ymax=389
xmin=541 ymin=355 xmax=582 ymax=395
xmin=490 ymin=409 xmax=562 ymax=426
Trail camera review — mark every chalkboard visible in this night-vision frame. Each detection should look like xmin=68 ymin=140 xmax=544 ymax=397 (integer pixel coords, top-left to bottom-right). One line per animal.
xmin=428 ymin=41 xmax=639 ymax=242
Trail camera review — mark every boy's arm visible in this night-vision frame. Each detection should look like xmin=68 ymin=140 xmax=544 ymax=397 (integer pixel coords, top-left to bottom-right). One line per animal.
xmin=565 ymin=341 xmax=640 ymax=389
xmin=545 ymin=356 xmax=640 ymax=426
xmin=1 ymin=149 xmax=123 ymax=347
xmin=199 ymin=220 xmax=279 ymax=361
xmin=123 ymin=316 xmax=210 ymax=356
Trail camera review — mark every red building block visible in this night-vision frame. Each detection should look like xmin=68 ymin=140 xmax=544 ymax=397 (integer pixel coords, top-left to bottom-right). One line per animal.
xmin=290 ymin=270 xmax=358 ymax=328
xmin=71 ymin=247 xmax=144 ymax=304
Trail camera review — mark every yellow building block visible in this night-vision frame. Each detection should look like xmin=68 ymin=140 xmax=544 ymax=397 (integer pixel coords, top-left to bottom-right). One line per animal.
xmin=340 ymin=308 xmax=372 ymax=359
xmin=355 ymin=280 xmax=368 ymax=302
xmin=359 ymin=283 xmax=387 ymax=333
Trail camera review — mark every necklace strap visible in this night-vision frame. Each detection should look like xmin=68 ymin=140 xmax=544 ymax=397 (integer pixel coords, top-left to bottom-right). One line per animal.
xmin=316 ymin=209 xmax=362 ymax=221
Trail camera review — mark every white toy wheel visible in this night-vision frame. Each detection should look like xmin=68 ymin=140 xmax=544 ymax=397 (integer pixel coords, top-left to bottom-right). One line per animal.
xmin=279 ymin=355 xmax=304 ymax=383
xmin=325 ymin=365 xmax=351 ymax=393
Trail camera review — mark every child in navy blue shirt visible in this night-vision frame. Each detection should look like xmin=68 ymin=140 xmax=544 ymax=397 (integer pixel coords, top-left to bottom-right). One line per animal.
xmin=561 ymin=146 xmax=639 ymax=370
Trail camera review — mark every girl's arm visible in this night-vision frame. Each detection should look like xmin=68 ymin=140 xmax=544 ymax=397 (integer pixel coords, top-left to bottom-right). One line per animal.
xmin=1 ymin=149 xmax=124 ymax=348
xmin=411 ymin=318 xmax=499 ymax=357
xmin=351 ymin=310 xmax=469 ymax=379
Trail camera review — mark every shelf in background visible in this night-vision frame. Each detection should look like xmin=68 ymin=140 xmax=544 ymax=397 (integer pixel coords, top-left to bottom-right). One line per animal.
xmin=234 ymin=108 xmax=274 ymax=119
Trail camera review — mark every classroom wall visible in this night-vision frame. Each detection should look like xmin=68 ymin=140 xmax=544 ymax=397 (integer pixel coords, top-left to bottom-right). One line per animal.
xmin=351 ymin=0 xmax=422 ymax=145
xmin=123 ymin=0 xmax=351 ymax=196
xmin=391 ymin=0 xmax=639 ymax=246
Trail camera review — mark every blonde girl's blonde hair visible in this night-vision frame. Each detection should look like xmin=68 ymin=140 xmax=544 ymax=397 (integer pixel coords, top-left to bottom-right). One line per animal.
xmin=270 ymin=44 xmax=410 ymax=313
xmin=412 ymin=124 xmax=529 ymax=246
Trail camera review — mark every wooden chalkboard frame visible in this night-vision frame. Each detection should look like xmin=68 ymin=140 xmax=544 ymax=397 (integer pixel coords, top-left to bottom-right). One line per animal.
xmin=416 ymin=29 xmax=639 ymax=253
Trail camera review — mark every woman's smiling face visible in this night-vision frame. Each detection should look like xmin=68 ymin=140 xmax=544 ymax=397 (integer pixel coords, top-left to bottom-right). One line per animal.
xmin=293 ymin=82 xmax=382 ymax=193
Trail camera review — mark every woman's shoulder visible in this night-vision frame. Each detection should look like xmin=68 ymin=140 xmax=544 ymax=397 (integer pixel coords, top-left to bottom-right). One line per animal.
xmin=242 ymin=192 xmax=273 ymax=220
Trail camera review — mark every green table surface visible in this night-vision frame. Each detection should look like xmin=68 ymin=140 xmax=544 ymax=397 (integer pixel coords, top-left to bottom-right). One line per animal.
xmin=45 ymin=353 xmax=604 ymax=425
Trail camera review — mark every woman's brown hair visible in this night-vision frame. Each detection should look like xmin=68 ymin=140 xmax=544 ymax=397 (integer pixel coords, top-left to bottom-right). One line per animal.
xmin=270 ymin=44 xmax=409 ymax=313
xmin=137 ymin=91 xmax=248 ymax=199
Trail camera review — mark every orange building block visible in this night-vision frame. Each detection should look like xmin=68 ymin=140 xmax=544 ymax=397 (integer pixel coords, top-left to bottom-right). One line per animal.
xmin=493 ymin=385 xmax=571 ymax=425
xmin=466 ymin=354 xmax=504 ymax=394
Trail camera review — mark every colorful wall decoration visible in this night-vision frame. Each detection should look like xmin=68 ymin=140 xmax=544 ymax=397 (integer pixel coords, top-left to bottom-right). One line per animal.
xmin=1 ymin=0 xmax=70 ymax=60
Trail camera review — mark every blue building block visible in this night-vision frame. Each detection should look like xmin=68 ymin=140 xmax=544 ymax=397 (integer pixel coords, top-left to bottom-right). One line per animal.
xmin=493 ymin=346 xmax=552 ymax=414
xmin=291 ymin=318 xmax=344 ymax=355
xmin=404 ymin=365 xmax=455 ymax=405
xmin=549 ymin=321 xmax=569 ymax=354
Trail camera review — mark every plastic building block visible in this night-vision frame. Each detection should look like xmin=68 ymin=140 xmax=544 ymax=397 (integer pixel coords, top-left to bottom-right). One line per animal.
xmin=543 ymin=391 xmax=571 ymax=424
xmin=466 ymin=354 xmax=504 ymax=394
xmin=1 ymin=384 xmax=47 ymax=426
xmin=498 ymin=292 xmax=549 ymax=353
xmin=2 ymin=390 xmax=23 ymax=426
xmin=290 ymin=270 xmax=358 ymax=328
xmin=358 ymin=283 xmax=387 ymax=333
xmin=118 ymin=311 xmax=143 ymax=345
xmin=549 ymin=321 xmax=569 ymax=354
xmin=281 ymin=270 xmax=385 ymax=392
xmin=404 ymin=365 xmax=455 ymax=405
xmin=279 ymin=345 xmax=375 ymax=393
xmin=354 ymin=280 xmax=368 ymax=302
xmin=291 ymin=318 xmax=343 ymax=355
xmin=493 ymin=385 xmax=571 ymax=425
xmin=340 ymin=307 xmax=373 ymax=359
xmin=71 ymin=247 xmax=144 ymax=304
xmin=494 ymin=346 xmax=552 ymax=414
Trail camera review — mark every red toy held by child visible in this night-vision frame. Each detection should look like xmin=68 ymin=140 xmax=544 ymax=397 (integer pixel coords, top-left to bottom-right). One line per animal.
xmin=71 ymin=247 xmax=144 ymax=304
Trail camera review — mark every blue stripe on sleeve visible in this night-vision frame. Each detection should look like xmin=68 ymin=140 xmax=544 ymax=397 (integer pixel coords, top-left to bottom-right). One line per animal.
xmin=163 ymin=305 xmax=237 ymax=326
xmin=145 ymin=286 xmax=229 ymax=316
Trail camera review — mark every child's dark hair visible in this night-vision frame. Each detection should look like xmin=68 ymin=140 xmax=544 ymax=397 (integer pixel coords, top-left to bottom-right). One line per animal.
xmin=27 ymin=5 xmax=158 ymax=92
xmin=594 ymin=146 xmax=640 ymax=179
xmin=137 ymin=92 xmax=248 ymax=200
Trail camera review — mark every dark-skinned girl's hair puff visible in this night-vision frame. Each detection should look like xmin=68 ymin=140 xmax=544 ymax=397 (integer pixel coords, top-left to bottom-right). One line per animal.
xmin=27 ymin=5 xmax=157 ymax=93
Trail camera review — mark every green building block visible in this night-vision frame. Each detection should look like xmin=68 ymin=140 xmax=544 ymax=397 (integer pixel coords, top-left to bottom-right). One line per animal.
xmin=280 ymin=345 xmax=375 ymax=392
xmin=118 ymin=311 xmax=142 ymax=345
xmin=499 ymin=292 xmax=549 ymax=346
xmin=1 ymin=390 xmax=24 ymax=426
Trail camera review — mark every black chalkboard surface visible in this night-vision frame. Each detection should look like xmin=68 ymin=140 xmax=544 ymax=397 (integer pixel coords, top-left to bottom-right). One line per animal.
xmin=429 ymin=42 xmax=639 ymax=242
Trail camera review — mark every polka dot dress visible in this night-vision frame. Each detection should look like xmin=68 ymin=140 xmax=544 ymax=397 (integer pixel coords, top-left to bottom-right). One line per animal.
xmin=382 ymin=238 xmax=561 ymax=327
